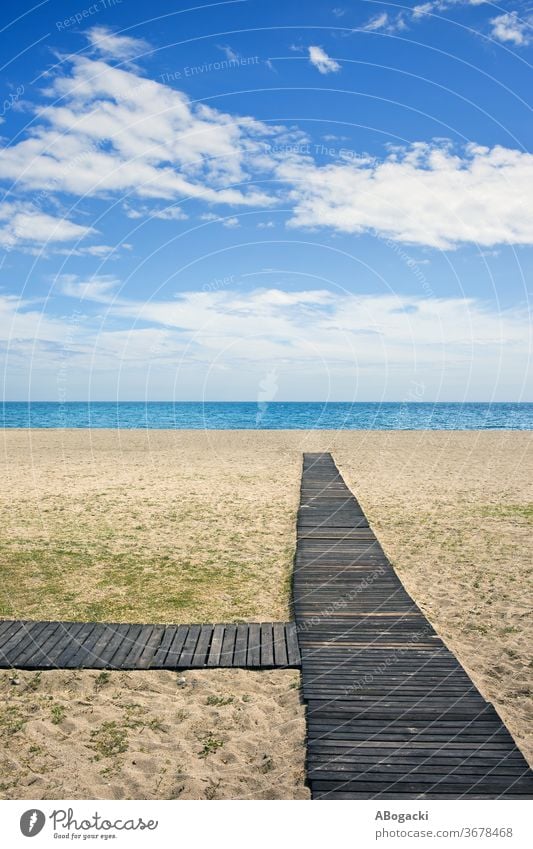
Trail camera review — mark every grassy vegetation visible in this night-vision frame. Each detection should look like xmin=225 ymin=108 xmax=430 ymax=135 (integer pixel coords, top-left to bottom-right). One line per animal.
xmin=478 ymin=503 xmax=533 ymax=522
xmin=0 ymin=435 xmax=298 ymax=623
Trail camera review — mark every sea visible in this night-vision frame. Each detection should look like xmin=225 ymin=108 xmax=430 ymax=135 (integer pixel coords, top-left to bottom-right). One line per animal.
xmin=1 ymin=402 xmax=532 ymax=430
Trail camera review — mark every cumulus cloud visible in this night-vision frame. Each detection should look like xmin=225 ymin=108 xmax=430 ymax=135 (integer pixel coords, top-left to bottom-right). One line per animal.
xmin=308 ymin=46 xmax=341 ymax=74
xmin=0 ymin=52 xmax=283 ymax=208
xmin=277 ymin=142 xmax=533 ymax=249
xmin=490 ymin=12 xmax=532 ymax=46
xmin=1 ymin=31 xmax=533 ymax=257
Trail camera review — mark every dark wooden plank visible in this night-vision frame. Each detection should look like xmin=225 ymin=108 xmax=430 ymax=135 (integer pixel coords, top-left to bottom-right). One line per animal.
xmin=162 ymin=625 xmax=190 ymax=668
xmin=136 ymin=625 xmax=166 ymax=669
xmin=121 ymin=625 xmax=155 ymax=668
xmin=285 ymin=622 xmax=300 ymax=666
xmin=190 ymin=625 xmax=213 ymax=668
xmin=2 ymin=621 xmax=50 ymax=666
xmin=0 ymin=620 xmax=22 ymax=642
xmin=104 ymin=624 xmax=143 ymax=668
xmin=56 ymin=622 xmax=99 ymax=667
xmin=151 ymin=625 xmax=178 ymax=667
xmin=28 ymin=622 xmax=66 ymax=667
xmin=260 ymin=623 xmax=274 ymax=666
xmin=178 ymin=624 xmax=202 ymax=667
xmin=219 ymin=624 xmax=237 ymax=666
xmin=94 ymin=623 xmax=132 ymax=668
xmin=273 ymin=622 xmax=288 ymax=666
xmin=233 ymin=623 xmax=248 ymax=666
xmin=247 ymin=623 xmax=261 ymax=667
xmin=207 ymin=624 xmax=225 ymax=667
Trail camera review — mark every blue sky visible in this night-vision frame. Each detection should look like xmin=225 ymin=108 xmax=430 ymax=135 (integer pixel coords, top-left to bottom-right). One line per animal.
xmin=0 ymin=0 xmax=531 ymax=401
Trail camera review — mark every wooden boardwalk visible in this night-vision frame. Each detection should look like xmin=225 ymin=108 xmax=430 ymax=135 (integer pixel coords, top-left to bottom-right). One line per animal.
xmin=294 ymin=452 xmax=533 ymax=799
xmin=0 ymin=621 xmax=300 ymax=670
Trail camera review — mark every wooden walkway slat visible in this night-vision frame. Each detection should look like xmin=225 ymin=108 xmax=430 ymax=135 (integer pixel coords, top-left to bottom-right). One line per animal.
xmin=0 ymin=620 xmax=299 ymax=670
xmin=295 ymin=452 xmax=533 ymax=800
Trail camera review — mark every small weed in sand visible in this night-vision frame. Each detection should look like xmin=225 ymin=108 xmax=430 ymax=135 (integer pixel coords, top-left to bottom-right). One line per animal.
xmin=120 ymin=702 xmax=165 ymax=733
xmin=206 ymin=695 xmax=234 ymax=706
xmin=50 ymin=704 xmax=66 ymax=725
xmin=94 ymin=671 xmax=110 ymax=691
xmin=198 ymin=735 xmax=224 ymax=758
xmin=0 ymin=705 xmax=26 ymax=735
xmin=89 ymin=721 xmax=128 ymax=760
xmin=25 ymin=672 xmax=42 ymax=692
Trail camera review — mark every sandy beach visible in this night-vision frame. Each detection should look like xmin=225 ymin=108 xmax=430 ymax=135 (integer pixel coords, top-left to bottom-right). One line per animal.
xmin=0 ymin=429 xmax=531 ymax=798
xmin=0 ymin=667 xmax=307 ymax=800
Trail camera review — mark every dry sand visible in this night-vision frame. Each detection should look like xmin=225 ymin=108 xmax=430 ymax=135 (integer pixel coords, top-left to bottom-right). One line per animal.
xmin=0 ymin=668 xmax=307 ymax=800
xmin=0 ymin=428 xmax=531 ymax=799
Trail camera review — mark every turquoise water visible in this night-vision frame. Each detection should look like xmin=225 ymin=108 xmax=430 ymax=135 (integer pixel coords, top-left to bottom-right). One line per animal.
xmin=1 ymin=402 xmax=532 ymax=429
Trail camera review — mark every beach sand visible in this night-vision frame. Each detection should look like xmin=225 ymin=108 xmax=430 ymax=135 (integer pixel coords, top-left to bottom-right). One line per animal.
xmin=0 ymin=429 xmax=531 ymax=798
xmin=0 ymin=667 xmax=307 ymax=800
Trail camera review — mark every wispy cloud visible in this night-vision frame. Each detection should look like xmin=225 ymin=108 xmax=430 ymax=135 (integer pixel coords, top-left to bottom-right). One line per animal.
xmin=362 ymin=12 xmax=407 ymax=33
xmin=86 ymin=25 xmax=151 ymax=65
xmin=308 ymin=45 xmax=341 ymax=74
xmin=3 ymin=285 xmax=528 ymax=400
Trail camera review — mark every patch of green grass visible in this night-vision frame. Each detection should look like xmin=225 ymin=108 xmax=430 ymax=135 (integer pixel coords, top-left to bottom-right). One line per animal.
xmin=479 ymin=504 xmax=533 ymax=522
xmin=50 ymin=704 xmax=66 ymax=725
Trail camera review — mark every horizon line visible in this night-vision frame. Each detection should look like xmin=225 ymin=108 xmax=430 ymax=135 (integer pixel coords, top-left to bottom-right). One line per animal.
xmin=2 ymin=400 xmax=532 ymax=406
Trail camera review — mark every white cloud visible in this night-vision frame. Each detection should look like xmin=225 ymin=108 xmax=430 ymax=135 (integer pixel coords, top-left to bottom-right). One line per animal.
xmin=413 ymin=0 xmax=486 ymax=18
xmin=58 ymin=274 xmax=119 ymax=301
xmin=23 ymin=283 xmax=526 ymax=400
xmin=0 ymin=53 xmax=282 ymax=208
xmin=122 ymin=203 xmax=188 ymax=220
xmin=490 ymin=12 xmax=532 ymax=47
xmin=308 ymin=46 xmax=341 ymax=74
xmin=363 ymin=13 xmax=390 ymax=31
xmin=0 ymin=202 xmax=94 ymax=250
xmin=218 ymin=44 xmax=239 ymax=62
xmin=277 ymin=142 xmax=533 ymax=248
xmin=362 ymin=11 xmax=408 ymax=33
xmin=222 ymin=216 xmax=240 ymax=228
xmin=87 ymin=26 xmax=151 ymax=64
